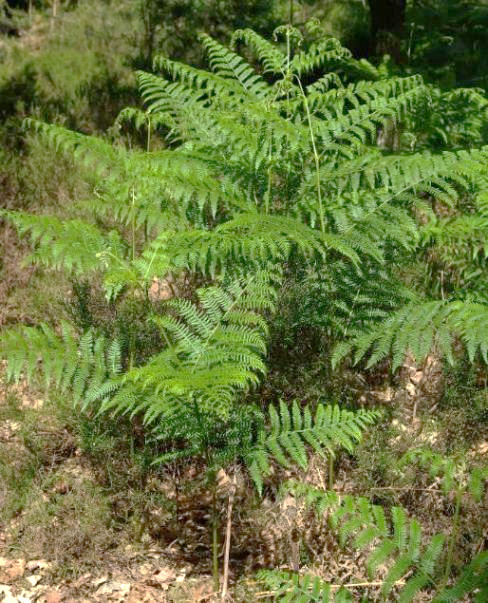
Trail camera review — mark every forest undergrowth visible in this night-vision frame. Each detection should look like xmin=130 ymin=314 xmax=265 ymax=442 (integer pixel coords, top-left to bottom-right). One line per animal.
xmin=1 ymin=2 xmax=488 ymax=602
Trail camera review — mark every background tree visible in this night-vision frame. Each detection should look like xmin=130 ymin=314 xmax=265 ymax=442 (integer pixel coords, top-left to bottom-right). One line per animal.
xmin=367 ymin=0 xmax=406 ymax=58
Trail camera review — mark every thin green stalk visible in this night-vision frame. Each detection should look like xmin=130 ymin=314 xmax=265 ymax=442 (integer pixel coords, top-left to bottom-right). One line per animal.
xmin=128 ymin=320 xmax=135 ymax=371
xmin=146 ymin=115 xmax=151 ymax=153
xmin=129 ymin=186 xmax=137 ymax=372
xmin=286 ymin=27 xmax=291 ymax=119
xmin=286 ymin=28 xmax=291 ymax=79
xmin=443 ymin=486 xmax=463 ymax=586
xmin=144 ymin=116 xmax=151 ymax=243
xmin=296 ymin=77 xmax=326 ymax=234
xmin=265 ymin=140 xmax=273 ymax=214
xmin=131 ymin=187 xmax=136 ymax=262
xmin=189 ymin=394 xmax=220 ymax=592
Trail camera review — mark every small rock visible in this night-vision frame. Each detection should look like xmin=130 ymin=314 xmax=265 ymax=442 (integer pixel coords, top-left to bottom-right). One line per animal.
xmin=92 ymin=575 xmax=109 ymax=588
xmin=26 ymin=574 xmax=41 ymax=586
xmin=137 ymin=563 xmax=153 ymax=577
xmin=474 ymin=441 xmax=488 ymax=455
xmin=0 ymin=585 xmax=15 ymax=603
xmin=69 ymin=571 xmax=91 ymax=589
xmin=96 ymin=580 xmax=130 ymax=598
xmin=0 ymin=420 xmax=21 ymax=440
xmin=53 ymin=481 xmax=70 ymax=495
xmin=26 ymin=560 xmax=50 ymax=573
xmin=405 ymin=382 xmax=416 ymax=396
xmin=147 ymin=566 xmax=176 ymax=590
xmin=410 ymin=370 xmax=424 ymax=385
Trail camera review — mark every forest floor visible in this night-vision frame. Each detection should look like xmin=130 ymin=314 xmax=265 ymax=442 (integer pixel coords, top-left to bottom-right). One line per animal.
xmin=2 ymin=356 xmax=487 ymax=602
xmin=0 ymin=384 xmax=226 ymax=602
xmin=1 ymin=221 xmax=487 ymax=601
xmin=0 ymin=362 xmax=399 ymax=603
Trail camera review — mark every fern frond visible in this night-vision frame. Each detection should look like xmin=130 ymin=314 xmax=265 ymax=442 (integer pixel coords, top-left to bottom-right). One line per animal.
xmin=244 ymin=402 xmax=378 ymax=494
xmin=152 ymin=55 xmax=245 ymax=99
xmin=311 ymin=83 xmax=429 ymax=150
xmin=290 ymin=37 xmax=352 ymax=78
xmin=199 ymin=33 xmax=270 ymax=99
xmin=115 ymin=107 xmax=151 ymax=131
xmin=231 ymin=28 xmax=286 ymax=75
xmin=136 ymin=70 xmax=220 ymax=145
xmin=23 ymin=118 xmax=119 ymax=176
xmin=257 ymin=569 xmax=341 ymax=602
xmin=333 ymin=297 xmax=488 ymax=371
xmin=0 ymin=210 xmax=126 ymax=277
xmin=288 ymin=482 xmax=446 ymax=601
xmin=434 ymin=551 xmax=488 ymax=603
xmin=259 ymin=549 xmax=488 ymax=603
xmin=0 ymin=322 xmax=121 ymax=407
xmin=399 ymin=448 xmax=488 ymax=501
xmin=99 ymin=270 xmax=280 ymax=423
xmin=153 ymin=212 xmax=358 ymax=278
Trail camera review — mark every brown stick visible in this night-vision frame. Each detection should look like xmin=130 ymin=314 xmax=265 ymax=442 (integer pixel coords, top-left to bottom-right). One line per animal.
xmin=220 ymin=475 xmax=236 ymax=602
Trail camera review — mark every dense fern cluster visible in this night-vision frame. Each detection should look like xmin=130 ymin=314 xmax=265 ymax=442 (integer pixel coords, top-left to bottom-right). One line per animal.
xmin=1 ymin=20 xmax=488 ymax=598
xmin=257 ymin=480 xmax=488 ymax=602
xmin=5 ymin=24 xmax=488 ymax=371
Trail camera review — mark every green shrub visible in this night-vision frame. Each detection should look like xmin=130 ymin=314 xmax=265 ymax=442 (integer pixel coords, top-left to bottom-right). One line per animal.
xmin=2 ymin=20 xmax=488 ymax=594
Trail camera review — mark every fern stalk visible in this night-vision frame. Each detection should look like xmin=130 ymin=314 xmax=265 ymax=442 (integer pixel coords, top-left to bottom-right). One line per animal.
xmin=297 ymin=76 xmax=326 ymax=234
xmin=131 ymin=186 xmax=136 ymax=262
xmin=220 ymin=474 xmax=236 ymax=602
xmin=442 ymin=485 xmax=463 ymax=590
xmin=212 ymin=488 xmax=220 ymax=593
xmin=288 ymin=0 xmax=294 ymax=27
xmin=328 ymin=454 xmax=334 ymax=490
xmin=146 ymin=115 xmax=151 ymax=152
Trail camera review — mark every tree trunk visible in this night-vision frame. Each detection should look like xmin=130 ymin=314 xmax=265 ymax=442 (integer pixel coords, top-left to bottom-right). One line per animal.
xmin=367 ymin=0 xmax=407 ymax=59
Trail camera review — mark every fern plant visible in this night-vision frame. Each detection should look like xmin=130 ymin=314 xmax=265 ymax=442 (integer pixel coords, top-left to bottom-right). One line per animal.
xmin=2 ymin=19 xmax=488 ymax=595
xmin=397 ymin=447 xmax=488 ymax=587
xmin=257 ymin=570 xmax=354 ymax=602
xmin=257 ymin=481 xmax=488 ymax=602
xmin=5 ymin=22 xmax=488 ymax=377
xmin=0 ymin=263 xmax=378 ymax=589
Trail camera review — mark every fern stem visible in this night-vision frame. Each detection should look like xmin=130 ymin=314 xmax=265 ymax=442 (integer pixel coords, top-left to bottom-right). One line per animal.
xmin=128 ymin=324 xmax=135 ymax=372
xmin=265 ymin=137 xmax=273 ymax=214
xmin=442 ymin=486 xmax=463 ymax=587
xmin=295 ymin=76 xmax=326 ymax=234
xmin=131 ymin=187 xmax=136 ymax=262
xmin=212 ymin=484 xmax=221 ymax=594
xmin=144 ymin=116 xmax=151 ymax=245
xmin=288 ymin=0 xmax=294 ymax=26
xmin=286 ymin=27 xmax=291 ymax=120
xmin=220 ymin=475 xmax=236 ymax=601
xmin=328 ymin=454 xmax=334 ymax=490
xmin=189 ymin=393 xmax=221 ymax=590
xmin=146 ymin=115 xmax=151 ymax=153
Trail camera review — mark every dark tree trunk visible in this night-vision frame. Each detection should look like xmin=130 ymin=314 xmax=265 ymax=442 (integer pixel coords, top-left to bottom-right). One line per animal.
xmin=367 ymin=0 xmax=407 ymax=59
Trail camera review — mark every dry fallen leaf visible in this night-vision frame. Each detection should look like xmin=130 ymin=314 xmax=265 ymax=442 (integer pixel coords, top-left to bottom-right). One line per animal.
xmin=147 ymin=566 xmax=176 ymax=590
xmin=0 ymin=557 xmax=26 ymax=583
xmin=44 ymin=591 xmax=62 ymax=603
